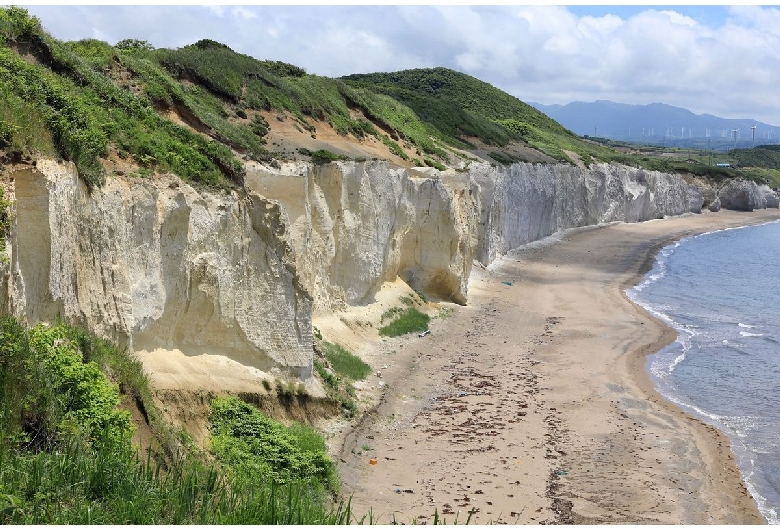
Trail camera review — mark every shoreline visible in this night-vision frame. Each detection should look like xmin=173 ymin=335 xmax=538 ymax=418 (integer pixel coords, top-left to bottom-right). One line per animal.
xmin=619 ymin=216 xmax=780 ymax=526
xmin=334 ymin=209 xmax=780 ymax=524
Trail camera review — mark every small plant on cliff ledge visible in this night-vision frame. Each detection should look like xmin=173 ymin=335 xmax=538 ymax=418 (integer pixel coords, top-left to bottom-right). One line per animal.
xmin=321 ymin=341 xmax=371 ymax=381
xmin=310 ymin=149 xmax=348 ymax=165
xmin=313 ymin=356 xmax=359 ymax=418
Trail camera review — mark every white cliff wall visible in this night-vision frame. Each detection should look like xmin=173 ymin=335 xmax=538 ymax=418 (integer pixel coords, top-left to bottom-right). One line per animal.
xmin=247 ymin=161 xmax=480 ymax=310
xmin=471 ymin=162 xmax=704 ymax=264
xmin=4 ymin=161 xmax=312 ymax=379
xmin=1 ymin=158 xmax=710 ymax=381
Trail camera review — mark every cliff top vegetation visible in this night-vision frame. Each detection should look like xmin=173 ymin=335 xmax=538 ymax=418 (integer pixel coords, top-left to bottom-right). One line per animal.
xmin=2 ymin=6 xmax=778 ymax=188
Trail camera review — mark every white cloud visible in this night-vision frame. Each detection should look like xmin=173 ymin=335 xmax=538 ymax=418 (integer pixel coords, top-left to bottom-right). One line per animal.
xmin=231 ymin=7 xmax=257 ymax=21
xmin=203 ymin=5 xmax=224 ymax=18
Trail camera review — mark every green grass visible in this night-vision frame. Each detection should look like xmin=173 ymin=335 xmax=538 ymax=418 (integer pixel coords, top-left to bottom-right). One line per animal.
xmin=378 ymin=308 xmax=431 ymax=337
xmin=5 ymin=6 xmax=771 ymax=190
xmin=0 ymin=315 xmax=358 ymax=524
xmin=0 ymin=15 xmax=242 ymax=188
xmin=320 ymin=341 xmax=371 ymax=381
xmin=209 ymin=396 xmax=338 ymax=493
xmin=313 ymin=353 xmax=360 ymax=418
xmin=310 ymin=149 xmax=349 ymax=165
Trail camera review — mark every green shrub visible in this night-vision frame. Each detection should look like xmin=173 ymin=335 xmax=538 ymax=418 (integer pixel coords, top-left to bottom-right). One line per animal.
xmin=381 ymin=136 xmax=409 ymax=160
xmin=310 ymin=149 xmax=348 ymax=165
xmin=378 ymin=308 xmax=430 ymax=337
xmin=12 ymin=323 xmax=134 ymax=449
xmin=0 ymin=6 xmax=42 ymax=41
xmin=209 ymin=396 xmax=338 ymax=492
xmin=424 ymin=157 xmax=446 ymax=171
xmin=321 ymin=342 xmax=370 ymax=381
xmin=313 ymin=358 xmax=358 ymax=418
xmin=0 ymin=315 xmax=355 ymax=524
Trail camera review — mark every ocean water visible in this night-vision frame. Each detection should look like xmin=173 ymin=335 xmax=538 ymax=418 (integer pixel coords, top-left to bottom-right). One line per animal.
xmin=627 ymin=220 xmax=780 ymax=524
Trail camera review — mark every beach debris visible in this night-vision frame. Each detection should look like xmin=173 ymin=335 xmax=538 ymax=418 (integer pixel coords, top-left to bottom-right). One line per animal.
xmin=556 ymin=470 xmax=568 ymax=476
xmin=369 ymin=458 xmax=378 ymax=465
xmin=418 ymin=329 xmax=431 ymax=337
xmin=502 ymin=281 xmax=513 ymax=286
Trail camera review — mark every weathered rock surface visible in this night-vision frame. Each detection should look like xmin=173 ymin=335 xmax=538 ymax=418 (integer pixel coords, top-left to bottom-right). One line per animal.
xmin=718 ymin=179 xmax=780 ymax=211
xmin=246 ymin=161 xmax=479 ymax=310
xmin=3 ymin=161 xmax=312 ymax=379
xmin=0 ymin=158 xmax=716 ymax=379
xmin=709 ymin=197 xmax=722 ymax=212
xmin=471 ymin=162 xmax=703 ymax=264
xmin=759 ymin=184 xmax=780 ymax=209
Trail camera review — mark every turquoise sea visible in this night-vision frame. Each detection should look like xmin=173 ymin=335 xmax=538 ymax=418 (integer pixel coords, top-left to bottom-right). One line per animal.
xmin=627 ymin=219 xmax=780 ymax=524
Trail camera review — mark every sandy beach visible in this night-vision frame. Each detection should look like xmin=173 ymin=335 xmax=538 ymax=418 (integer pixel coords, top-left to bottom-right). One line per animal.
xmin=335 ymin=209 xmax=780 ymax=524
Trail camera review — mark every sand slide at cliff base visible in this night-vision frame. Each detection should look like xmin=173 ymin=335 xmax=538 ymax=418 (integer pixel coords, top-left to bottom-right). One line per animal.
xmin=335 ymin=208 xmax=780 ymax=524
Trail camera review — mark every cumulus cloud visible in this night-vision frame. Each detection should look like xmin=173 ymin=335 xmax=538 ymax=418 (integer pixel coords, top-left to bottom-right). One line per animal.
xmin=21 ymin=5 xmax=780 ymax=124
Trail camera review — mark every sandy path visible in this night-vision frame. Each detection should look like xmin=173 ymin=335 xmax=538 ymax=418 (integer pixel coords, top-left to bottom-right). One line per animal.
xmin=336 ymin=209 xmax=780 ymax=524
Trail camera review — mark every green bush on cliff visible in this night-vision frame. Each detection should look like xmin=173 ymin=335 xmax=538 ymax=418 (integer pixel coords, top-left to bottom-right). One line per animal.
xmin=209 ymin=396 xmax=338 ymax=492
xmin=0 ymin=320 xmax=133 ymax=451
xmin=321 ymin=341 xmax=371 ymax=381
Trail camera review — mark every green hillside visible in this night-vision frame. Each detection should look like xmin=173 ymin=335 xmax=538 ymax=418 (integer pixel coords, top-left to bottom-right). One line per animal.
xmin=4 ymin=6 xmax=779 ymax=189
xmin=341 ymin=67 xmax=640 ymax=166
xmin=0 ymin=6 xmax=656 ymax=188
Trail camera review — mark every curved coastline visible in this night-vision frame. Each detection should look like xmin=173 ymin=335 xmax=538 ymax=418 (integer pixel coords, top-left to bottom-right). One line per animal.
xmin=618 ymin=220 xmax=776 ymax=525
xmin=621 ymin=217 xmax=780 ymax=525
xmin=335 ymin=209 xmax=780 ymax=524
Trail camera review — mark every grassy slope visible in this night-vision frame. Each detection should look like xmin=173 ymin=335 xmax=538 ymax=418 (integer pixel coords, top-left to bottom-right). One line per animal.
xmin=0 ymin=6 xmax=654 ymax=186
xmin=0 ymin=315 xmax=351 ymax=524
xmin=341 ymin=67 xmax=637 ymax=166
xmin=4 ymin=7 xmax=777 ymax=185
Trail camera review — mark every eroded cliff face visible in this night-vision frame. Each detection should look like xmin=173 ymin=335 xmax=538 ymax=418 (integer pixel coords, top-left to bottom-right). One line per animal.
xmin=3 ymin=161 xmax=312 ymax=379
xmin=472 ymin=162 xmax=704 ymax=264
xmin=246 ymin=161 xmax=480 ymax=310
xmin=0 ymin=158 xmax=726 ymax=381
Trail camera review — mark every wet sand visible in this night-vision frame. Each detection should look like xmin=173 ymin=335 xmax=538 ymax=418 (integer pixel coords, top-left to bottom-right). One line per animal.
xmin=336 ymin=209 xmax=780 ymax=524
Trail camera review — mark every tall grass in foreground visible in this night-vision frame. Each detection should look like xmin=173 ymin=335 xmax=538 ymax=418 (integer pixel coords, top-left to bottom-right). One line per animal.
xmin=0 ymin=437 xmax=353 ymax=524
xmin=0 ymin=315 xmax=355 ymax=524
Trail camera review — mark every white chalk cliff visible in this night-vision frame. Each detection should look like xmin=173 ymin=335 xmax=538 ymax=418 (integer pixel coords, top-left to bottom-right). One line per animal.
xmin=1 ymin=158 xmax=773 ymax=381
xmin=3 ymin=161 xmax=312 ymax=379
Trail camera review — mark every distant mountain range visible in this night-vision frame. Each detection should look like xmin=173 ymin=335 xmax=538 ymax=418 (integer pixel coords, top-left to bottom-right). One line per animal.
xmin=529 ymin=100 xmax=780 ymax=151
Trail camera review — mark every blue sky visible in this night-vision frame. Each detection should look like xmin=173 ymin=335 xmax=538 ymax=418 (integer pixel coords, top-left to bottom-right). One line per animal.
xmin=19 ymin=4 xmax=780 ymax=125
xmin=568 ymin=5 xmax=729 ymax=27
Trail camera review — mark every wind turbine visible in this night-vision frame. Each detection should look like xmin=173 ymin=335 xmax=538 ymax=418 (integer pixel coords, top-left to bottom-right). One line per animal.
xmin=751 ymin=125 xmax=757 ymax=146
xmin=732 ymin=129 xmax=739 ymax=148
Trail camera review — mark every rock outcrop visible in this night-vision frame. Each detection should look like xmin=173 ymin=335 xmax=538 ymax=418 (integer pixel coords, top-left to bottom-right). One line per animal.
xmin=709 ymin=197 xmax=722 ymax=212
xmin=246 ymin=161 xmax=479 ymax=310
xmin=718 ymin=179 xmax=780 ymax=211
xmin=3 ymin=161 xmax=312 ymax=379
